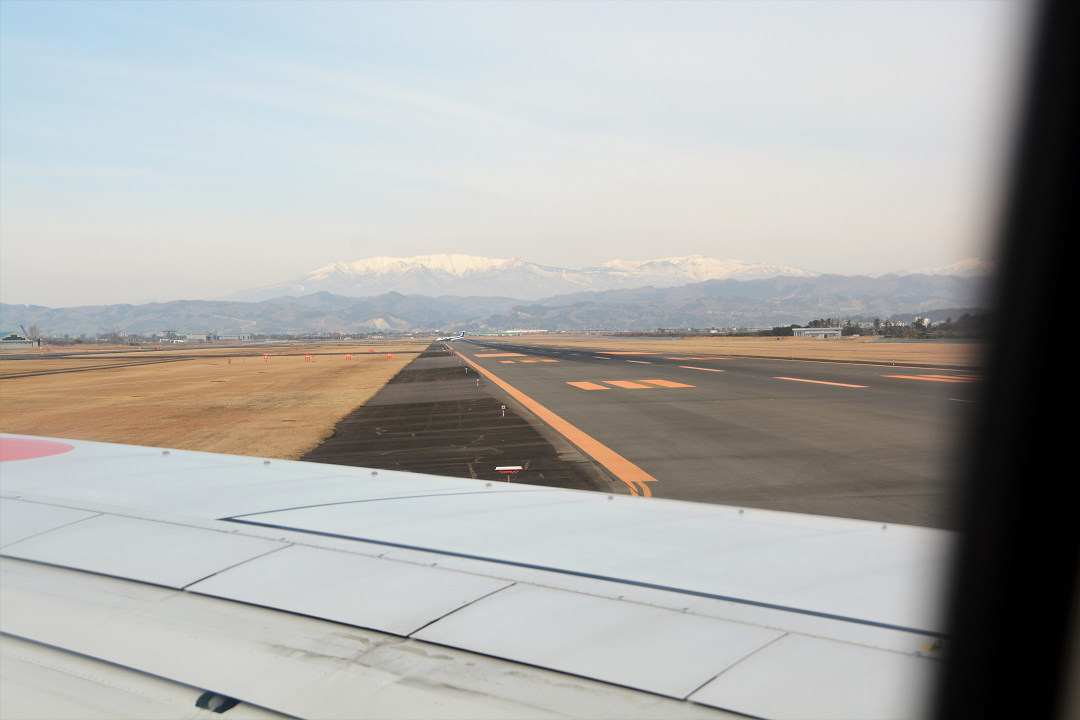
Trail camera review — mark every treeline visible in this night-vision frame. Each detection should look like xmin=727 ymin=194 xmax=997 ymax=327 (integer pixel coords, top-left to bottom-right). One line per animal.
xmin=35 ymin=331 xmax=406 ymax=346
xmin=757 ymin=311 xmax=992 ymax=339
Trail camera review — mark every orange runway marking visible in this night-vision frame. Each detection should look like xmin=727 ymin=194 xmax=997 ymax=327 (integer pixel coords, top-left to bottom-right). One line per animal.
xmin=567 ymin=381 xmax=609 ymax=390
xmin=539 ymin=359 xmax=558 ymax=362
xmin=603 ymin=380 xmax=654 ymax=389
xmin=476 ymin=353 xmax=525 ymax=357
xmin=640 ymin=379 xmax=695 ymax=388
xmin=627 ymin=360 xmax=652 ymax=364
xmin=775 ymin=376 xmax=867 ymax=388
xmin=680 ymin=366 xmax=725 ymax=372
xmin=664 ymin=357 xmax=712 ymax=360
xmin=455 ymin=351 xmax=657 ymax=497
xmin=519 ymin=359 xmax=539 ymax=363
xmin=597 ymin=351 xmax=660 ymax=355
xmin=883 ymin=374 xmax=977 ymax=383
xmin=499 ymin=360 xmax=516 ymax=363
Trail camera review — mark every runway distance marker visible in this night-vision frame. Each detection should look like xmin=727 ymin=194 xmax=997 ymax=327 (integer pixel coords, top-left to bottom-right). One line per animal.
xmin=455 ymin=351 xmax=658 ymax=497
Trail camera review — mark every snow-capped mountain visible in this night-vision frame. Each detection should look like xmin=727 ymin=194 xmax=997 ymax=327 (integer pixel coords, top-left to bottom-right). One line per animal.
xmin=599 ymin=256 xmax=817 ymax=283
xmin=899 ymin=258 xmax=996 ymax=277
xmin=11 ymin=255 xmax=992 ymax=334
xmin=229 ymin=254 xmax=819 ymax=302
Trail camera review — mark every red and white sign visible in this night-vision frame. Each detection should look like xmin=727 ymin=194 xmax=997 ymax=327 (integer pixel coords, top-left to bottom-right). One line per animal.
xmin=495 ymin=465 xmax=522 ymax=481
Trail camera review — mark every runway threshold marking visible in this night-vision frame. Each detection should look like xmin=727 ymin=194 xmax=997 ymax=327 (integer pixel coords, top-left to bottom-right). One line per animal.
xmin=775 ymin=376 xmax=867 ymax=388
xmin=455 ymin=351 xmax=658 ymax=497
xmin=603 ymin=380 xmax=654 ymax=389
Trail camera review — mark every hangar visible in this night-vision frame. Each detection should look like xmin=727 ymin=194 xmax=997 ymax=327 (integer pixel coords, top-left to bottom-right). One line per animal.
xmin=0 ymin=331 xmax=40 ymax=349
xmin=791 ymin=327 xmax=842 ymax=339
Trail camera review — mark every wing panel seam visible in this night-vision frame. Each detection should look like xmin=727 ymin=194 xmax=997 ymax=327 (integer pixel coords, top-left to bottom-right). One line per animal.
xmin=180 ymin=543 xmax=292 ymax=590
xmin=224 ymin=518 xmax=943 ymax=638
xmin=406 ymin=582 xmax=518 ymax=636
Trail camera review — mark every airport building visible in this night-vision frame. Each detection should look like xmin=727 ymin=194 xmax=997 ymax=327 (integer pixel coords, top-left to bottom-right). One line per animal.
xmin=0 ymin=330 xmax=40 ymax=348
xmin=792 ymin=327 xmax=842 ymax=339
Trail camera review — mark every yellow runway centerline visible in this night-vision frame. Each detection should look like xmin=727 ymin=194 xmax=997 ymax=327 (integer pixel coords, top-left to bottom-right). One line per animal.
xmin=456 ymin=351 xmax=658 ymax=497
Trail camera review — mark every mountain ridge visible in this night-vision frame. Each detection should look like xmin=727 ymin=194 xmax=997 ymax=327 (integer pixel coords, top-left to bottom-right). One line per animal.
xmin=226 ymin=254 xmax=829 ymax=303
xmin=3 ymin=271 xmax=991 ymax=337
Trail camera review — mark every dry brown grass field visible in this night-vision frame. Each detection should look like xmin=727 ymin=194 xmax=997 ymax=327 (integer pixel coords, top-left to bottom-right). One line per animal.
xmin=495 ymin=334 xmax=985 ymax=369
xmin=0 ymin=342 xmax=420 ymax=459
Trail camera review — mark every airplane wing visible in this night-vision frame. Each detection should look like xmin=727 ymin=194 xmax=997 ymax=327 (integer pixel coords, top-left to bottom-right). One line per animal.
xmin=0 ymin=434 xmax=951 ymax=719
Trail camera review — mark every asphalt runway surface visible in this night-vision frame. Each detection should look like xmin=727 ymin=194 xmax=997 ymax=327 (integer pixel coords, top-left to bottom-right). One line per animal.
xmin=453 ymin=338 xmax=979 ymax=529
xmin=305 ymin=340 xmax=978 ymax=529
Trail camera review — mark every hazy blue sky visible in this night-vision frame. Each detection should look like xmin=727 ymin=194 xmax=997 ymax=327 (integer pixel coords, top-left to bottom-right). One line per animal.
xmin=1 ymin=1 xmax=1030 ymax=307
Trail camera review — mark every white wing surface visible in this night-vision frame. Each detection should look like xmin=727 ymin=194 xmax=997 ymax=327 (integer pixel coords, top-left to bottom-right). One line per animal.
xmin=0 ymin=434 xmax=951 ymax=719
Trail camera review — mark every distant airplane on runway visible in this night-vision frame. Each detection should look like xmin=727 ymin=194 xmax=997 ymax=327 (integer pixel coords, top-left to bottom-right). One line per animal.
xmin=437 ymin=331 xmax=465 ymax=342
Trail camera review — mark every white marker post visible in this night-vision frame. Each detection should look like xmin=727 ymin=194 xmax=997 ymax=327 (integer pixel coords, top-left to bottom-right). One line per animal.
xmin=495 ymin=466 xmax=522 ymax=482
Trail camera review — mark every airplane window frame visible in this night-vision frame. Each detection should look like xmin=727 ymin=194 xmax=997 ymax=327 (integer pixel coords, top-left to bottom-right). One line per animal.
xmin=934 ymin=0 xmax=1077 ymax=717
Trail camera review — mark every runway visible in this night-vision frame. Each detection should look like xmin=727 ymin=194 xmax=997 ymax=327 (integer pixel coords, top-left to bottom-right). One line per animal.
xmin=453 ymin=338 xmax=979 ymax=529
